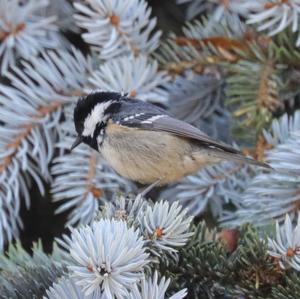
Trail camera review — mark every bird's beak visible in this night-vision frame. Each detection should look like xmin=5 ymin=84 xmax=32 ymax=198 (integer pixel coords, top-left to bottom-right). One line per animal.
xmin=70 ymin=135 xmax=83 ymax=151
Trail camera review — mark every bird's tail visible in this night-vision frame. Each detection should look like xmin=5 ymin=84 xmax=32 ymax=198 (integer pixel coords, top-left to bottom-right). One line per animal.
xmin=209 ymin=149 xmax=272 ymax=170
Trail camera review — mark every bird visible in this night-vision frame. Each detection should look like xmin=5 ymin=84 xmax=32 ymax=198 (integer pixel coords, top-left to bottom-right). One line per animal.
xmin=71 ymin=91 xmax=270 ymax=187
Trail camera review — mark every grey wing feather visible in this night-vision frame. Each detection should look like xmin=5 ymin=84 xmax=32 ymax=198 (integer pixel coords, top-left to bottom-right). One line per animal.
xmin=115 ymin=99 xmax=238 ymax=153
xmin=116 ymin=106 xmax=271 ymax=168
xmin=145 ymin=116 xmax=241 ymax=154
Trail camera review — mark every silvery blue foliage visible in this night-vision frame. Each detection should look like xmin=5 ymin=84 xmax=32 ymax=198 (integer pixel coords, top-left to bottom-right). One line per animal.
xmin=222 ymin=111 xmax=300 ymax=226
xmin=181 ymin=15 xmax=246 ymax=40
xmin=128 ymin=271 xmax=187 ymax=299
xmin=162 ymin=162 xmax=253 ymax=218
xmin=166 ymin=71 xmax=232 ymax=142
xmin=140 ymin=201 xmax=193 ymax=253
xmin=56 ymin=195 xmax=193 ymax=256
xmin=0 ymin=47 xmax=93 ymax=250
xmin=45 ymin=272 xmax=187 ymax=299
xmin=247 ymin=0 xmax=300 ymax=46
xmin=37 ymin=0 xmax=77 ymax=32
xmin=101 ymin=194 xmax=148 ymax=226
xmin=74 ymin=0 xmax=161 ymax=59
xmin=0 ymin=0 xmax=61 ymax=74
xmin=263 ymin=111 xmax=300 ymax=147
xmin=51 ymin=197 xmax=192 ymax=298
xmin=45 ymin=277 xmax=96 ymax=299
xmin=177 ymin=0 xmax=261 ymax=22
xmin=88 ymin=55 xmax=170 ymax=103
xmin=0 ymin=241 xmax=66 ymax=299
xmin=268 ymin=214 xmax=300 ymax=272
xmin=67 ymin=219 xmax=149 ymax=298
xmin=54 ymin=230 xmax=74 ymax=265
xmin=167 ymin=71 xmax=223 ymax=124
xmin=176 ymin=0 xmax=215 ymax=20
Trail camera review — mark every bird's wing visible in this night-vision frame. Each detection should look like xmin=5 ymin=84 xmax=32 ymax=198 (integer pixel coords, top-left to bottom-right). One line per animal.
xmin=118 ymin=113 xmax=241 ymax=154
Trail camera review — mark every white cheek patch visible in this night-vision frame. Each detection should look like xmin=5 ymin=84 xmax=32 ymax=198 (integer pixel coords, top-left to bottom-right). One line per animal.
xmin=82 ymin=101 xmax=112 ymax=136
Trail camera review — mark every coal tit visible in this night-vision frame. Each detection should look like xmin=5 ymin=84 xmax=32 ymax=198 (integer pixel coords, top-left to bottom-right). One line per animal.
xmin=71 ymin=91 xmax=270 ymax=185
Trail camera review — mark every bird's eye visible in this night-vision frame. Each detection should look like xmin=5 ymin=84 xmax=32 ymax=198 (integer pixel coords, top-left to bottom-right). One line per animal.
xmin=95 ymin=121 xmax=105 ymax=131
xmin=97 ymin=121 xmax=105 ymax=129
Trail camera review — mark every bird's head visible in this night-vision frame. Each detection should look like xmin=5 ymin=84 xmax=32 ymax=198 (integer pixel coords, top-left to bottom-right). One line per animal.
xmin=71 ymin=91 xmax=123 ymax=151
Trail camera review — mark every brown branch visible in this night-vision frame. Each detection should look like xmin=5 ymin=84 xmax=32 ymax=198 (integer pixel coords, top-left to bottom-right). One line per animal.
xmin=264 ymin=0 xmax=290 ymax=9
xmin=257 ymin=61 xmax=281 ymax=112
xmin=243 ymin=135 xmax=273 ymax=162
xmin=175 ymin=36 xmax=249 ymax=63
xmin=0 ymin=22 xmax=26 ymax=41
xmin=107 ymin=13 xmax=140 ymax=56
xmin=82 ymin=151 xmax=103 ymax=201
xmin=0 ymin=84 xmax=88 ymax=174
xmin=162 ymin=36 xmax=247 ymax=75
xmin=165 ymin=30 xmax=272 ymax=75
xmin=176 ymin=36 xmax=248 ymax=52
xmin=0 ymin=101 xmax=62 ymax=173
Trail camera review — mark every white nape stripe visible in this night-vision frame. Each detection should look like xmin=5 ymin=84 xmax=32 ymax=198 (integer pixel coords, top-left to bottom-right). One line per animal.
xmin=123 ymin=113 xmax=145 ymax=122
xmin=141 ymin=115 xmax=165 ymax=124
xmin=82 ymin=101 xmax=112 ymax=136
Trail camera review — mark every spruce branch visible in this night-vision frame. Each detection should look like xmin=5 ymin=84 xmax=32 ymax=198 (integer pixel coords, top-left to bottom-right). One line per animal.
xmin=67 ymin=218 xmax=149 ymax=298
xmin=268 ymin=214 xmax=300 ymax=272
xmin=52 ymin=197 xmax=193 ymax=298
xmin=177 ymin=0 xmax=263 ymax=22
xmin=0 ymin=47 xmax=92 ymax=249
xmin=140 ymin=201 xmax=193 ymax=254
xmin=222 ymin=111 xmax=300 ymax=226
xmin=155 ymin=17 xmax=250 ymax=75
xmin=0 ymin=86 xmax=63 ymax=250
xmin=247 ymin=0 xmax=300 ymax=47
xmin=45 ymin=271 xmax=187 ymax=299
xmin=163 ymin=161 xmax=253 ymax=218
xmin=37 ymin=0 xmax=77 ymax=32
xmin=74 ymin=0 xmax=161 ymax=59
xmin=88 ymin=55 xmax=169 ymax=103
xmin=160 ymin=222 xmax=285 ymax=299
xmin=128 ymin=271 xmax=187 ymax=299
xmin=273 ymin=271 xmax=300 ymax=299
xmin=45 ymin=277 xmax=86 ymax=299
xmin=167 ymin=71 xmax=223 ymax=124
xmin=55 ymin=195 xmax=194 ymax=267
xmin=0 ymin=241 xmax=66 ymax=299
xmin=99 ymin=193 xmax=148 ymax=226
xmin=0 ymin=0 xmax=61 ymax=74
xmin=225 ymin=58 xmax=282 ymax=141
xmin=166 ymin=70 xmax=233 ymax=142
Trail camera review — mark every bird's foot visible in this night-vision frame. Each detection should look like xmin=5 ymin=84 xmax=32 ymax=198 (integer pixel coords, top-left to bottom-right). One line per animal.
xmin=137 ymin=179 xmax=162 ymax=198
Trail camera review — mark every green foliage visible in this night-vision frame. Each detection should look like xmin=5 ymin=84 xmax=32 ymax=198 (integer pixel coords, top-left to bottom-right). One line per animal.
xmin=225 ymin=59 xmax=282 ymax=142
xmin=157 ymin=19 xmax=300 ymax=144
xmin=156 ymin=222 xmax=300 ymax=299
xmin=273 ymin=272 xmax=300 ymax=299
xmin=1 ymin=222 xmax=300 ymax=299
xmin=0 ymin=241 xmax=66 ymax=299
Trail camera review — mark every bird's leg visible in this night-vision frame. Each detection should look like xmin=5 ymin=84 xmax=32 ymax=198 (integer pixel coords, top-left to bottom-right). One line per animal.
xmin=138 ymin=178 xmax=162 ymax=198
